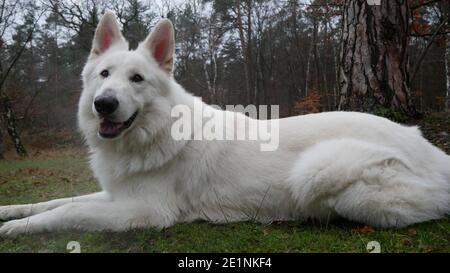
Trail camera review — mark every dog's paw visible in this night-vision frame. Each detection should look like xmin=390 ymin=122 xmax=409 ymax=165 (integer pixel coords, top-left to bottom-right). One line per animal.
xmin=0 ymin=218 xmax=30 ymax=237
xmin=0 ymin=205 xmax=32 ymax=221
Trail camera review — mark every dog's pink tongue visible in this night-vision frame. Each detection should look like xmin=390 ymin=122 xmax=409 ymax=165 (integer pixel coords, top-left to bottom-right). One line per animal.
xmin=99 ymin=119 xmax=124 ymax=136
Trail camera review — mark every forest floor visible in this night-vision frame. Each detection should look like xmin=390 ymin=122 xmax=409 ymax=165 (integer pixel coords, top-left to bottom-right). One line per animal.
xmin=0 ymin=113 xmax=449 ymax=253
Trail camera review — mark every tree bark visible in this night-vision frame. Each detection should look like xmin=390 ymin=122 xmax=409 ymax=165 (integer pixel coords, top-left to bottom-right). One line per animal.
xmin=338 ymin=0 xmax=419 ymax=117
xmin=1 ymin=95 xmax=27 ymax=157
xmin=445 ymin=34 xmax=450 ymax=112
xmin=444 ymin=1 xmax=450 ymax=112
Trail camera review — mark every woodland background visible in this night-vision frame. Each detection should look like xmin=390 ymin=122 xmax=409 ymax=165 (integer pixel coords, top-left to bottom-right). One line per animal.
xmin=0 ymin=0 xmax=449 ymax=158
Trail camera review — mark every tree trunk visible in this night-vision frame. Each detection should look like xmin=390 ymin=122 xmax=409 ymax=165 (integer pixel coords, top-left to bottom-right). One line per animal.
xmin=445 ymin=1 xmax=450 ymax=113
xmin=338 ymin=0 xmax=419 ymax=117
xmin=313 ymin=17 xmax=322 ymax=92
xmin=245 ymin=0 xmax=254 ymax=105
xmin=305 ymin=34 xmax=314 ymax=97
xmin=236 ymin=0 xmax=251 ymax=104
xmin=1 ymin=95 xmax=27 ymax=157
xmin=323 ymin=20 xmax=331 ymax=110
xmin=0 ymin=50 xmax=4 ymax=159
xmin=0 ymin=121 xmax=4 ymax=159
xmin=446 ymin=34 xmax=450 ymax=112
xmin=329 ymin=20 xmax=340 ymax=109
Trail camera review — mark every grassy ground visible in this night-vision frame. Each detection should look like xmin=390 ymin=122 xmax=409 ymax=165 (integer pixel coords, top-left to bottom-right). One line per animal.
xmin=0 ymin=114 xmax=449 ymax=253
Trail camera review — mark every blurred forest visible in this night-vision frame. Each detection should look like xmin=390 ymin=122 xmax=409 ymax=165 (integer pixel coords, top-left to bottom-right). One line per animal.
xmin=0 ymin=0 xmax=449 ymax=158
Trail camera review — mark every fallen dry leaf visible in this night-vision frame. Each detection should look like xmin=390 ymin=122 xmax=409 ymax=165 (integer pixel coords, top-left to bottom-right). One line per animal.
xmin=407 ymin=228 xmax=417 ymax=237
xmin=351 ymin=225 xmax=375 ymax=234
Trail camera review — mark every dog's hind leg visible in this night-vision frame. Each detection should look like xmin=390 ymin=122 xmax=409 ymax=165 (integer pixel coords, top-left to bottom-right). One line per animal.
xmin=288 ymin=139 xmax=450 ymax=227
xmin=0 ymin=191 xmax=110 ymax=221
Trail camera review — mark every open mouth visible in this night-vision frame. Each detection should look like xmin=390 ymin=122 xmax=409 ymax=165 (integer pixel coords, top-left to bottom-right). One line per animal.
xmin=98 ymin=111 xmax=138 ymax=139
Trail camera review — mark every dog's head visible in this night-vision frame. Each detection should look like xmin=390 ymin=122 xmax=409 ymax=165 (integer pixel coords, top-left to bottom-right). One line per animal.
xmin=78 ymin=11 xmax=177 ymax=150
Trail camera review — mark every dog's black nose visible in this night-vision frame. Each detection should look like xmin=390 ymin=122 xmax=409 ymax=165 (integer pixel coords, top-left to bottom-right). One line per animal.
xmin=94 ymin=95 xmax=119 ymax=115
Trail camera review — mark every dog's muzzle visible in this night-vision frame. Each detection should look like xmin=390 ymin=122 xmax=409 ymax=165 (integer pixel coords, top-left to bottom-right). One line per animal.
xmin=98 ymin=111 xmax=138 ymax=139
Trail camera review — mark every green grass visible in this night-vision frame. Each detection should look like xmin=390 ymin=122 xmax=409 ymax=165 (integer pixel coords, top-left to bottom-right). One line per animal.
xmin=0 ymin=155 xmax=449 ymax=253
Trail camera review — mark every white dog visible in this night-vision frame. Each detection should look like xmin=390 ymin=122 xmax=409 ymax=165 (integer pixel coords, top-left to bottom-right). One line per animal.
xmin=1 ymin=12 xmax=449 ymax=236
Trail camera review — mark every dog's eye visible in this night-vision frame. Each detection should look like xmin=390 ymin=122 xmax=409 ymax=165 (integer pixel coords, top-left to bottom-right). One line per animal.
xmin=100 ymin=70 xmax=109 ymax=78
xmin=131 ymin=74 xmax=144 ymax=83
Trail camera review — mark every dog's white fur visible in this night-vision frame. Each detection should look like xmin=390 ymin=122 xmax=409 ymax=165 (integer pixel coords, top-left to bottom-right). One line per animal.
xmin=1 ymin=12 xmax=449 ymax=236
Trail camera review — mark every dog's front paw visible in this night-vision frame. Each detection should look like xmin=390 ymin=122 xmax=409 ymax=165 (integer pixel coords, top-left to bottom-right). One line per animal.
xmin=0 ymin=205 xmax=32 ymax=221
xmin=0 ymin=219 xmax=31 ymax=237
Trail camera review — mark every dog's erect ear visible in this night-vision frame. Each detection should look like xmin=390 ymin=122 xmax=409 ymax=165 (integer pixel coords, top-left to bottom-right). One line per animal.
xmin=90 ymin=11 xmax=127 ymax=58
xmin=141 ymin=19 xmax=175 ymax=74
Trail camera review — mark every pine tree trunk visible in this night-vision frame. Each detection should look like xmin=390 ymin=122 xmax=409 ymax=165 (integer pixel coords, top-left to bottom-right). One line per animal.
xmin=338 ymin=0 xmax=419 ymax=117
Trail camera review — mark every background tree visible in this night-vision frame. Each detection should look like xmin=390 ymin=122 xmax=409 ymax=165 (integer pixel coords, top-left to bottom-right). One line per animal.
xmin=0 ymin=0 xmax=38 ymax=157
xmin=338 ymin=0 xmax=419 ymax=117
xmin=1 ymin=0 xmax=450 ymax=157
